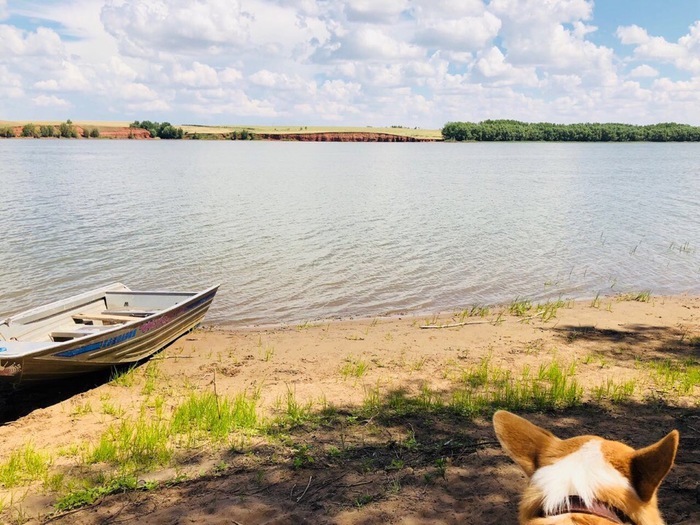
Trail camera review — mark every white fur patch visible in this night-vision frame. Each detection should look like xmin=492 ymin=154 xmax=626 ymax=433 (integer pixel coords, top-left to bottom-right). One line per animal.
xmin=531 ymin=440 xmax=631 ymax=515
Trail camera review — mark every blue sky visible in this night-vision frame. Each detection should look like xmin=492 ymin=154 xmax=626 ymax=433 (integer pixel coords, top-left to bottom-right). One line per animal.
xmin=2 ymin=0 xmax=700 ymax=127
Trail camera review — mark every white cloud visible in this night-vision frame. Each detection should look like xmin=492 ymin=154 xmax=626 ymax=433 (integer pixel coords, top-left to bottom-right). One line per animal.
xmin=101 ymin=0 xmax=251 ymax=55
xmin=0 ymin=25 xmax=64 ymax=56
xmin=320 ymin=79 xmax=362 ymax=100
xmin=629 ymin=65 xmax=658 ymax=78
xmin=33 ymin=94 xmax=71 ymax=108
xmin=490 ymin=0 xmax=612 ymax=76
xmin=172 ymin=61 xmax=219 ymax=87
xmin=320 ymin=25 xmax=424 ymax=61
xmin=540 ymin=73 xmax=582 ymax=93
xmin=414 ymin=11 xmax=501 ymax=50
xmin=617 ymin=25 xmax=683 ymax=60
xmin=474 ymin=46 xmax=538 ymax=86
xmin=184 ymin=88 xmax=277 ymax=117
xmin=617 ymin=21 xmax=700 ymax=73
xmin=33 ymin=61 xmax=91 ymax=92
xmin=0 ymin=64 xmax=22 ymax=97
xmin=220 ymin=67 xmax=243 ymax=83
xmin=616 ymin=25 xmax=649 ymax=46
xmin=0 ymin=0 xmax=7 ymax=20
xmin=117 ymin=82 xmax=161 ymax=102
xmin=344 ymin=0 xmax=409 ymax=23
xmin=249 ymin=69 xmax=315 ymax=93
xmin=489 ymin=0 xmax=593 ymax=24
xmin=125 ymin=98 xmax=171 ymax=112
xmin=412 ymin=0 xmax=489 ymax=18
xmin=106 ymin=57 xmax=139 ymax=82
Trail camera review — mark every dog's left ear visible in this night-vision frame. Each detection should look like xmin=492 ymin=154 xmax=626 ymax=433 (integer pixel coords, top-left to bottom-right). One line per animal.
xmin=493 ymin=410 xmax=559 ymax=477
xmin=631 ymin=430 xmax=679 ymax=502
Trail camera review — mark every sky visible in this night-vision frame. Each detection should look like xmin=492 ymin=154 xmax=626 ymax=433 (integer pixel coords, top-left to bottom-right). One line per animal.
xmin=2 ymin=0 xmax=700 ymax=128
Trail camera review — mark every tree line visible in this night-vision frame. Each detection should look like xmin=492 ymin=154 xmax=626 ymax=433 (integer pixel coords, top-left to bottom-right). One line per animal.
xmin=0 ymin=120 xmax=100 ymax=138
xmin=129 ymin=120 xmax=184 ymax=139
xmin=442 ymin=120 xmax=700 ymax=142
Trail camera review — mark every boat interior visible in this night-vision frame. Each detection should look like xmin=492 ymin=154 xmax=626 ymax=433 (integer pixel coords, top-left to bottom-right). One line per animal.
xmin=0 ymin=284 xmax=197 ymax=344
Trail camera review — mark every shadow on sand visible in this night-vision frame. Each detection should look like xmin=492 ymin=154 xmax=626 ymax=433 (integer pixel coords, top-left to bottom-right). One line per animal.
xmin=0 ymin=363 xmax=148 ymax=425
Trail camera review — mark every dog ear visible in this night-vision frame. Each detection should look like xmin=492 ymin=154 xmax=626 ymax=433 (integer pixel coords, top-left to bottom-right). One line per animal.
xmin=493 ymin=410 xmax=558 ymax=477
xmin=631 ymin=430 xmax=679 ymax=502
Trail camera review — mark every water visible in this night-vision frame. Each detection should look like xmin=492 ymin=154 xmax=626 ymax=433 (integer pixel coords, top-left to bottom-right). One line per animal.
xmin=1 ymin=140 xmax=698 ymax=326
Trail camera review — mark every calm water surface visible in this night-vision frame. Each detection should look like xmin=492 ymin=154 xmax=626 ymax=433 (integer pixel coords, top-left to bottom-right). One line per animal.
xmin=1 ymin=140 xmax=698 ymax=326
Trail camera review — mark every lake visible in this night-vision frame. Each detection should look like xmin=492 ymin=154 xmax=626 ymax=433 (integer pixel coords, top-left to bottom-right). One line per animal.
xmin=1 ymin=140 xmax=698 ymax=326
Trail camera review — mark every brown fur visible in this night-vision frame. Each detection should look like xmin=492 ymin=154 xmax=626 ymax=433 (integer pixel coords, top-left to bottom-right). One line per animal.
xmin=493 ymin=411 xmax=679 ymax=525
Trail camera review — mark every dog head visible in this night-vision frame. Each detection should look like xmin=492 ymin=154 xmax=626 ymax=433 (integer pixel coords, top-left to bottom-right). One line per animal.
xmin=493 ymin=410 xmax=678 ymax=525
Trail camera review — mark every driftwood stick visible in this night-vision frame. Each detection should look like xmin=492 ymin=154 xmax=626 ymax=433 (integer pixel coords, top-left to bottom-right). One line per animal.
xmin=296 ymin=475 xmax=313 ymax=503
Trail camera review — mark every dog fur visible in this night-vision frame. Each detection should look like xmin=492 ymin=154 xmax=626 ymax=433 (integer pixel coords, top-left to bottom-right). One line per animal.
xmin=493 ymin=410 xmax=679 ymax=525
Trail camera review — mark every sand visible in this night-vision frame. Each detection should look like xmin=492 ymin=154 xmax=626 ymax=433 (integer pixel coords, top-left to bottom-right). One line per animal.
xmin=0 ymin=295 xmax=698 ymax=524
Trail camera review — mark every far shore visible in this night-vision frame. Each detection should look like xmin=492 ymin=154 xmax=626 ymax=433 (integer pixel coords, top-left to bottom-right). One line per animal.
xmin=0 ymin=120 xmax=443 ymax=141
xmin=0 ymin=293 xmax=697 ymax=524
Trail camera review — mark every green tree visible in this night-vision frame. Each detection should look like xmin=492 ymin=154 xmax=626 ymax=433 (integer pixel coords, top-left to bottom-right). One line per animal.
xmin=130 ymin=120 xmax=183 ymax=139
xmin=59 ymin=120 xmax=78 ymax=138
xmin=441 ymin=120 xmax=700 ymax=142
xmin=90 ymin=128 xmax=100 ymax=138
xmin=22 ymin=123 xmax=39 ymax=138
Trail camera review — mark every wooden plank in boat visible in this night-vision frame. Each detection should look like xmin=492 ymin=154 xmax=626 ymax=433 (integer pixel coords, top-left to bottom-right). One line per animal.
xmin=73 ymin=313 xmax=136 ymax=323
xmin=101 ymin=310 xmax=155 ymax=317
xmin=51 ymin=326 xmax=111 ymax=341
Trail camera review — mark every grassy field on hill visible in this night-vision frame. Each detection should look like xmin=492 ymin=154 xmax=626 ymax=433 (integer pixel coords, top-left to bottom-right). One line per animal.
xmin=0 ymin=121 xmax=442 ymax=140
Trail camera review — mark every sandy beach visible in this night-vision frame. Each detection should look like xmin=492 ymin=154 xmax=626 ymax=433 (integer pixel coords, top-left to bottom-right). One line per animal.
xmin=0 ymin=295 xmax=698 ymax=524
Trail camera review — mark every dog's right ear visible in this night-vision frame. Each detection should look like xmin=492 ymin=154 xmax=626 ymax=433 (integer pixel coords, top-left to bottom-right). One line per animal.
xmin=493 ymin=410 xmax=558 ymax=477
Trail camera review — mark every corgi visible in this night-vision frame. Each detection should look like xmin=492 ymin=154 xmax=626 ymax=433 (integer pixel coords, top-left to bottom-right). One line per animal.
xmin=493 ymin=410 xmax=679 ymax=525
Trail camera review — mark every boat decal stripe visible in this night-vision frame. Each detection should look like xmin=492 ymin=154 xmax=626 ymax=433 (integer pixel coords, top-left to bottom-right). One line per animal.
xmin=185 ymin=291 xmax=215 ymax=312
xmin=54 ymin=329 xmax=138 ymax=358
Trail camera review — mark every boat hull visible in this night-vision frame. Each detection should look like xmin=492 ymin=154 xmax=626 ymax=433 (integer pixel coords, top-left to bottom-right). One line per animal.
xmin=0 ymin=285 xmax=218 ymax=384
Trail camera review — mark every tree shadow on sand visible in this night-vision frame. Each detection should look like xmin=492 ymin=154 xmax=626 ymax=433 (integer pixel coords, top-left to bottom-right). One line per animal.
xmin=554 ymin=323 xmax=699 ymax=364
xmin=45 ymin=390 xmax=699 ymax=525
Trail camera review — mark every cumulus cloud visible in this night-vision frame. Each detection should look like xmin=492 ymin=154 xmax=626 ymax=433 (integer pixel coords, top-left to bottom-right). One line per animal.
xmin=318 ymin=25 xmax=424 ymax=61
xmin=101 ymin=0 xmax=251 ymax=55
xmin=172 ymin=61 xmax=220 ymax=87
xmin=414 ymin=11 xmax=501 ymax=50
xmin=249 ymin=70 xmax=316 ymax=96
xmin=474 ymin=46 xmax=538 ymax=86
xmin=184 ymin=88 xmax=277 ymax=117
xmin=490 ymin=0 xmax=612 ymax=77
xmin=629 ymin=64 xmax=659 ymax=78
xmin=618 ymin=21 xmax=700 ymax=73
xmin=220 ymin=67 xmax=243 ymax=83
xmin=0 ymin=25 xmax=64 ymax=56
xmin=0 ymin=64 xmax=22 ymax=97
xmin=344 ymin=0 xmax=409 ymax=23
xmin=33 ymin=94 xmax=71 ymax=108
xmin=33 ymin=61 xmax=91 ymax=92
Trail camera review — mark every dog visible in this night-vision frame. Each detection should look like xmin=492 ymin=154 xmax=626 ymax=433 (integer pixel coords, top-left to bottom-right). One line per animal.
xmin=493 ymin=410 xmax=679 ymax=525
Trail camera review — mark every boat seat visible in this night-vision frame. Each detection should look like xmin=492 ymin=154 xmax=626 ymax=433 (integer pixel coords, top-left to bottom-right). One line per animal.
xmin=51 ymin=325 xmax=113 ymax=342
xmin=101 ymin=309 xmax=155 ymax=318
xmin=73 ymin=313 xmax=136 ymax=324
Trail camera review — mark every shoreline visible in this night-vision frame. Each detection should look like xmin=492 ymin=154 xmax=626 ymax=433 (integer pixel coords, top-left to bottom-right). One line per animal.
xmin=211 ymin=290 xmax=700 ymax=331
